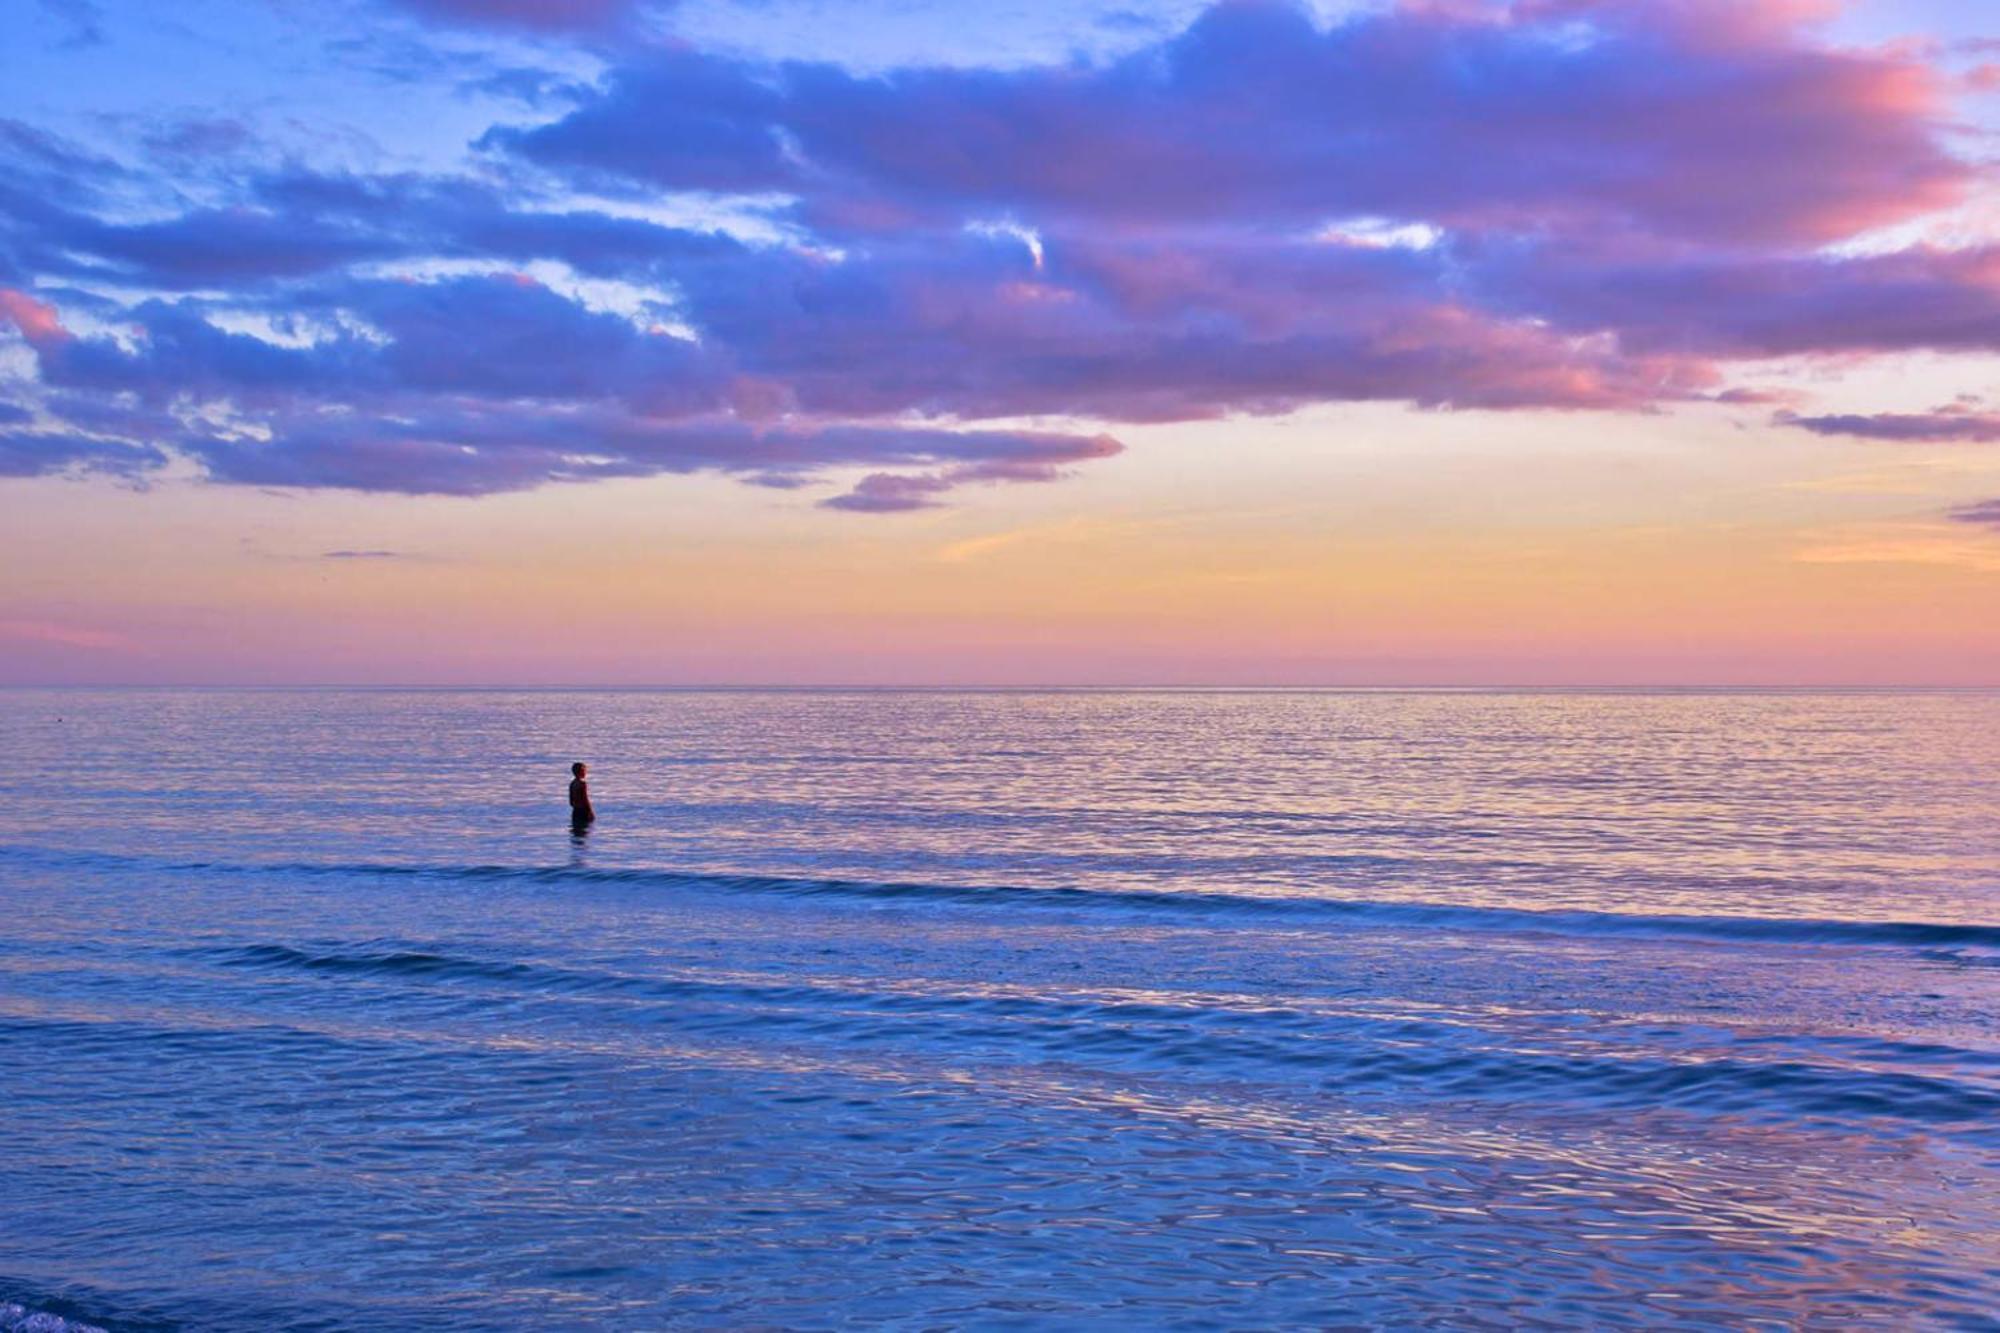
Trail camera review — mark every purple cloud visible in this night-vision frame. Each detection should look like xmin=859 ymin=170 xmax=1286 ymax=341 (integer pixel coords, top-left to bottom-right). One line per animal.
xmin=0 ymin=428 xmax=165 ymax=479
xmin=1780 ymin=407 xmax=2000 ymax=444
xmin=14 ymin=274 xmax=718 ymax=411
xmin=178 ymin=401 xmax=1123 ymax=500
xmin=0 ymin=0 xmax=1994 ymax=511
xmin=69 ymin=208 xmax=394 ymax=286
xmin=1948 ymin=499 xmax=2000 ymax=530
xmin=487 ymin=49 xmax=791 ymax=194
xmin=819 ymin=430 xmax=1119 ymax=512
xmin=675 ymin=231 xmax=1725 ymax=421
xmin=384 ymin=0 xmax=648 ymax=35
xmin=1471 ymin=243 xmax=2000 ymax=360
xmin=820 ymin=472 xmax=957 ymax=513
xmin=497 ymin=0 xmax=1965 ymax=245
xmin=10 ymin=166 xmax=740 ymax=291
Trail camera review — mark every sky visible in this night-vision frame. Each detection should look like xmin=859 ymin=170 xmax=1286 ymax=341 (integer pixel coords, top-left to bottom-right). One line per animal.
xmin=2 ymin=0 xmax=1998 ymax=686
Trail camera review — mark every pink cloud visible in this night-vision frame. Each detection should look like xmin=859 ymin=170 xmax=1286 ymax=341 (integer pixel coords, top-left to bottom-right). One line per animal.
xmin=0 ymin=289 xmax=71 ymax=346
xmin=0 ymin=619 xmax=137 ymax=652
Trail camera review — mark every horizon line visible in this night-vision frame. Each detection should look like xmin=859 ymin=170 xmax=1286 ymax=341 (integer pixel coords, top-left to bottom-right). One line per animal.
xmin=4 ymin=682 xmax=1998 ymax=693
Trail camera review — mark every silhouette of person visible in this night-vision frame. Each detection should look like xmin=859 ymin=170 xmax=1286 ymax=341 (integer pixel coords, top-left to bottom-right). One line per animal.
xmin=568 ymin=761 xmax=595 ymax=831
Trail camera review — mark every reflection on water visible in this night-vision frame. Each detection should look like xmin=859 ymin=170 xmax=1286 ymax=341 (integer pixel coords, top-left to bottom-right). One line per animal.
xmin=0 ymin=689 xmax=1995 ymax=1328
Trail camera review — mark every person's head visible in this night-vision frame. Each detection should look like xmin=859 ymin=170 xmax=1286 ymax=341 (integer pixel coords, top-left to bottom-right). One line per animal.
xmin=572 ymin=762 xmax=586 ymax=778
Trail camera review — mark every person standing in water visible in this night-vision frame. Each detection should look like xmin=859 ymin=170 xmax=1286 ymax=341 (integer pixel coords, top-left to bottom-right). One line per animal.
xmin=568 ymin=761 xmax=594 ymax=830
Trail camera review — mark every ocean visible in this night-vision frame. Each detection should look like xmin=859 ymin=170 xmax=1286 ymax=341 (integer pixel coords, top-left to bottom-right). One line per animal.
xmin=2 ymin=688 xmax=1996 ymax=1329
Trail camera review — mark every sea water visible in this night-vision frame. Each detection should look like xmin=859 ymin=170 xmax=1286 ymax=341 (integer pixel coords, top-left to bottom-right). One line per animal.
xmin=1 ymin=689 xmax=1996 ymax=1328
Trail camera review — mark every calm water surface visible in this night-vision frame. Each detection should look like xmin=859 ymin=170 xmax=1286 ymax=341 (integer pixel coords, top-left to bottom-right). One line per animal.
xmin=1 ymin=690 xmax=1997 ymax=1329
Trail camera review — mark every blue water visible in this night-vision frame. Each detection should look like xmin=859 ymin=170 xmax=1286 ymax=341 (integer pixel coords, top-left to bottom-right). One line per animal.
xmin=2 ymin=689 xmax=1997 ymax=1329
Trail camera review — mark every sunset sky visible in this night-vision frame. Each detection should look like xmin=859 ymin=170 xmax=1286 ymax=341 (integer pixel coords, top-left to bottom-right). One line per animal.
xmin=3 ymin=0 xmax=1998 ymax=685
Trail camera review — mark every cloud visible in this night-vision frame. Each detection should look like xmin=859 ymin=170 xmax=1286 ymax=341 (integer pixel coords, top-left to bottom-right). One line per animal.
xmin=321 ymin=549 xmax=409 ymax=559
xmin=1710 ymin=387 xmax=1803 ymax=407
xmin=1779 ymin=406 xmax=2000 ymax=443
xmin=0 ymin=428 xmax=166 ymax=479
xmin=1471 ymin=243 xmax=2000 ymax=360
xmin=180 ymin=405 xmax=1123 ymax=499
xmin=820 ymin=471 xmax=956 ymax=513
xmin=462 ymin=67 xmax=592 ymax=107
xmin=383 ymin=0 xmax=649 ymax=35
xmin=497 ymin=0 xmax=1965 ymax=246
xmin=818 ymin=429 xmax=1120 ymax=511
xmin=0 ymin=618 xmax=133 ymax=652
xmin=0 ymin=0 xmax=1993 ymax=511
xmin=68 ymin=209 xmax=395 ymax=287
xmin=666 ymin=230 xmax=1723 ymax=422
xmin=0 ymin=288 xmax=71 ymax=345
xmin=1948 ymin=499 xmax=2000 ymax=530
